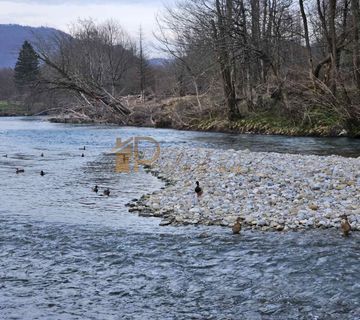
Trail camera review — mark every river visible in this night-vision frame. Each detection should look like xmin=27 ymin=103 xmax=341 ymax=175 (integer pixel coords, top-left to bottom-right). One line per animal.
xmin=0 ymin=117 xmax=359 ymax=319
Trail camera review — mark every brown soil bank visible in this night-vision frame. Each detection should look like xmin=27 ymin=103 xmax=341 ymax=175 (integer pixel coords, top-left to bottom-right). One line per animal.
xmin=49 ymin=95 xmax=360 ymax=138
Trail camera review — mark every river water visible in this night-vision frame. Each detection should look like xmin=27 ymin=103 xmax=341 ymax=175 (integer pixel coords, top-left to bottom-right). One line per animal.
xmin=0 ymin=117 xmax=359 ymax=319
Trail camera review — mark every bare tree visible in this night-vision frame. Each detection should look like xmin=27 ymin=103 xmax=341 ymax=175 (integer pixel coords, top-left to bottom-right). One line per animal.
xmin=0 ymin=68 xmax=16 ymax=100
xmin=139 ymin=26 xmax=146 ymax=101
xmin=155 ymin=1 xmax=217 ymax=109
xmin=35 ymin=19 xmax=135 ymax=120
xmin=299 ymin=0 xmax=314 ymax=78
xmin=211 ymin=0 xmax=239 ymax=119
xmin=351 ymin=0 xmax=360 ymax=88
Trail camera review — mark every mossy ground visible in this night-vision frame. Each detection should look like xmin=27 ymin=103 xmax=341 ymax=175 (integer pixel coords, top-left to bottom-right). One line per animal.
xmin=0 ymin=100 xmax=27 ymax=116
xmin=195 ymin=111 xmax=357 ymax=137
xmin=156 ymin=95 xmax=359 ymax=137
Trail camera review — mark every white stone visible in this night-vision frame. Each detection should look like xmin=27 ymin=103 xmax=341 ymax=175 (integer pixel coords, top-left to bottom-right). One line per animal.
xmin=140 ymin=146 xmax=360 ymax=232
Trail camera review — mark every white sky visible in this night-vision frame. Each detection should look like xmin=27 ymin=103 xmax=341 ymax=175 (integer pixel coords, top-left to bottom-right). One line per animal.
xmin=0 ymin=0 xmax=174 ymax=56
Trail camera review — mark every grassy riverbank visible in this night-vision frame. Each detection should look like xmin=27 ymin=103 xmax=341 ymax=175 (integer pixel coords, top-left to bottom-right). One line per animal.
xmin=45 ymin=95 xmax=360 ymax=137
xmin=192 ymin=112 xmax=360 ymax=137
xmin=0 ymin=100 xmax=27 ymax=116
xmin=127 ymin=96 xmax=360 ymax=137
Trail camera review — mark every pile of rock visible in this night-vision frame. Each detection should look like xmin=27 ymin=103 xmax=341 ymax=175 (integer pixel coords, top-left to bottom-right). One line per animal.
xmin=127 ymin=147 xmax=360 ymax=231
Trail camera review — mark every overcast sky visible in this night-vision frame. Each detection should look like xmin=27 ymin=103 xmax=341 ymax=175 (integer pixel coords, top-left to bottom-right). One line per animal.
xmin=0 ymin=0 xmax=173 ymax=56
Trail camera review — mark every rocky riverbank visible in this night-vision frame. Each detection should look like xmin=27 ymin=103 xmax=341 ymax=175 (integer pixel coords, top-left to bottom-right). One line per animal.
xmin=127 ymin=147 xmax=360 ymax=232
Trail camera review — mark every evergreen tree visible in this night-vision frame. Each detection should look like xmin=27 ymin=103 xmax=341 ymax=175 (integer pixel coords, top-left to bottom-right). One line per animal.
xmin=14 ymin=41 xmax=40 ymax=91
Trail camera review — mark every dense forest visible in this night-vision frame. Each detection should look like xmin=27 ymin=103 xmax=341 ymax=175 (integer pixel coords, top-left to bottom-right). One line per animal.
xmin=1 ymin=0 xmax=360 ymax=136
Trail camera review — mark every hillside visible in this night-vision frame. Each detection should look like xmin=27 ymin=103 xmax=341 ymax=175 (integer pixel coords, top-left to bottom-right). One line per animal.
xmin=0 ymin=24 xmax=62 ymax=68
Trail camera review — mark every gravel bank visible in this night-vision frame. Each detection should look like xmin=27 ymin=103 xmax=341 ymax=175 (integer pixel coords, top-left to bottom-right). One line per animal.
xmin=127 ymin=147 xmax=360 ymax=232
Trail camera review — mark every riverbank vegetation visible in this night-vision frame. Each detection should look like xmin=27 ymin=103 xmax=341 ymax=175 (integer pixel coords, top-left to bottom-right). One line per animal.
xmin=1 ymin=1 xmax=360 ymax=137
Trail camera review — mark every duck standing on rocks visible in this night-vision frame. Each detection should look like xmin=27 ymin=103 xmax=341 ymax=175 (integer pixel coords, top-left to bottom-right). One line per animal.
xmin=40 ymin=170 xmax=45 ymax=176
xmin=93 ymin=185 xmax=98 ymax=193
xmin=340 ymin=215 xmax=351 ymax=236
xmin=16 ymin=168 xmax=24 ymax=174
xmin=195 ymin=181 xmax=203 ymax=197
xmin=103 ymin=188 xmax=110 ymax=196
xmin=232 ymin=217 xmax=242 ymax=234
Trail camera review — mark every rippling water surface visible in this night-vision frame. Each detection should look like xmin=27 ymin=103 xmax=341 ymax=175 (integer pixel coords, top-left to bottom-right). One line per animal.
xmin=0 ymin=117 xmax=359 ymax=319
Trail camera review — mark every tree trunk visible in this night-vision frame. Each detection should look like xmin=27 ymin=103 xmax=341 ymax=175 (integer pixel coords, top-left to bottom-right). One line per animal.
xmin=299 ymin=0 xmax=314 ymax=80
xmin=251 ymin=0 xmax=261 ymax=83
xmin=329 ymin=0 xmax=338 ymax=94
xmin=139 ymin=27 xmax=146 ymax=102
xmin=213 ymin=0 xmax=240 ymax=121
xmin=351 ymin=0 xmax=360 ymax=88
xmin=261 ymin=0 xmax=268 ymax=82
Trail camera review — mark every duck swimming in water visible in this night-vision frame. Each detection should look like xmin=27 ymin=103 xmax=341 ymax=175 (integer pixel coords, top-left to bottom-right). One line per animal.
xmin=41 ymin=153 xmax=44 ymax=157
xmin=40 ymin=170 xmax=45 ymax=176
xmin=195 ymin=181 xmax=203 ymax=197
xmin=93 ymin=185 xmax=98 ymax=193
xmin=81 ymin=153 xmax=85 ymax=157
xmin=232 ymin=217 xmax=242 ymax=234
xmin=103 ymin=188 xmax=110 ymax=196
xmin=80 ymin=146 xmax=86 ymax=150
xmin=340 ymin=215 xmax=351 ymax=236
xmin=16 ymin=168 xmax=24 ymax=174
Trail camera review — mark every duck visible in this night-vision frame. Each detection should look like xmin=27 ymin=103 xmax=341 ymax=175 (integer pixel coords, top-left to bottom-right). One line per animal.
xmin=93 ymin=185 xmax=99 ymax=193
xmin=195 ymin=181 xmax=203 ymax=197
xmin=3 ymin=154 xmax=7 ymax=158
xmin=340 ymin=214 xmax=351 ymax=236
xmin=80 ymin=146 xmax=86 ymax=150
xmin=103 ymin=188 xmax=110 ymax=196
xmin=40 ymin=170 xmax=45 ymax=176
xmin=198 ymin=232 xmax=209 ymax=238
xmin=232 ymin=217 xmax=242 ymax=234
xmin=16 ymin=168 xmax=25 ymax=174
xmin=81 ymin=153 xmax=85 ymax=157
xmin=41 ymin=153 xmax=44 ymax=157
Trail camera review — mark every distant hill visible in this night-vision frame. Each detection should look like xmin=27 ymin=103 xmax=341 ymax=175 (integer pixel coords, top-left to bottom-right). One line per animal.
xmin=0 ymin=24 xmax=63 ymax=68
xmin=149 ymin=58 xmax=171 ymax=67
xmin=0 ymin=24 xmax=170 ymax=69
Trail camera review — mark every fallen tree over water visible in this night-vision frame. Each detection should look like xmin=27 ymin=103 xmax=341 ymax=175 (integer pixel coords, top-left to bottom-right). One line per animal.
xmin=35 ymin=19 xmax=134 ymax=123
